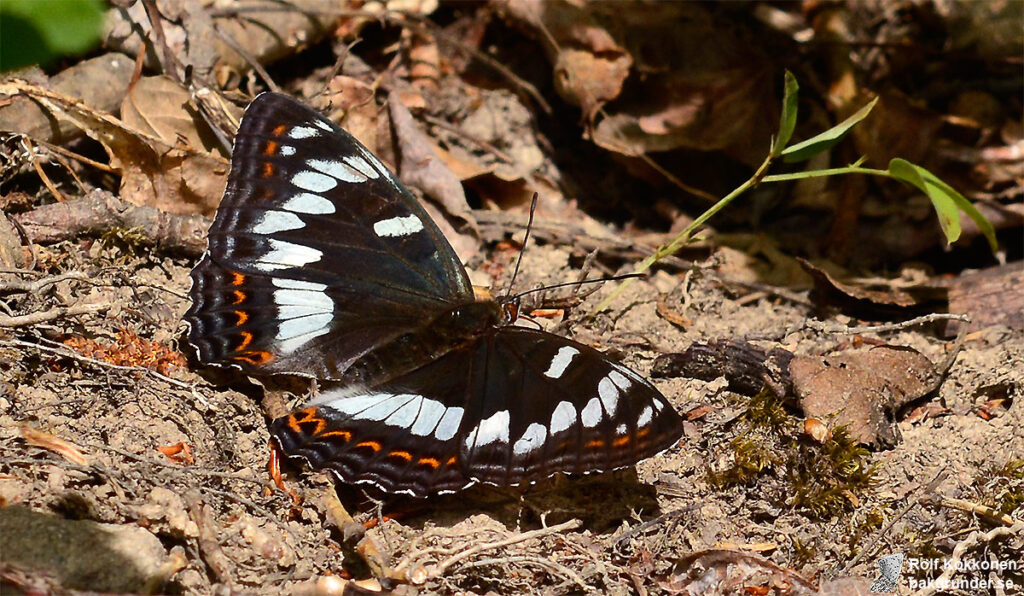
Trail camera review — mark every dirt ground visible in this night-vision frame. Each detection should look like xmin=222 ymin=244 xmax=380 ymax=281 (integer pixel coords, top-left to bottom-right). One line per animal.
xmin=1 ymin=237 xmax=1021 ymax=595
xmin=1 ymin=1 xmax=1022 ymax=595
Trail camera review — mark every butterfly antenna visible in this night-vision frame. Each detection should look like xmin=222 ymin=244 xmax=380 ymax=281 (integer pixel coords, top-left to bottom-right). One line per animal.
xmin=512 ymin=272 xmax=647 ymax=301
xmin=504 ymin=192 xmax=539 ymax=298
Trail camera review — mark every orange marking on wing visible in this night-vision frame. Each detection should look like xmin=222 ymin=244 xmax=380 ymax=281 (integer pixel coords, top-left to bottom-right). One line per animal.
xmin=612 ymin=435 xmax=631 ymax=447
xmin=234 ymin=310 xmax=249 ymax=325
xmin=264 ymin=140 xmax=278 ymax=155
xmin=389 ymin=450 xmax=413 ymax=461
xmin=418 ymin=457 xmax=440 ymax=469
xmin=230 ymin=271 xmax=246 ymax=286
xmin=637 ymin=427 xmax=650 ymax=439
xmin=356 ymin=441 xmax=381 ymax=452
xmin=289 ymin=408 xmax=327 ymax=435
xmin=585 ymin=439 xmax=605 ymax=448
xmin=236 ymin=330 xmax=254 ymax=351
xmin=262 ymin=162 xmax=275 ymax=177
xmin=319 ymin=430 xmax=352 ymax=441
xmin=445 ymin=456 xmax=457 ymax=466
xmin=235 ymin=350 xmax=273 ymax=366
xmin=272 ymin=124 xmax=288 ymax=136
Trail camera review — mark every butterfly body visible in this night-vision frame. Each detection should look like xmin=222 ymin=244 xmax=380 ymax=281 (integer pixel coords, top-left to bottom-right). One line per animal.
xmin=185 ymin=93 xmax=683 ymax=497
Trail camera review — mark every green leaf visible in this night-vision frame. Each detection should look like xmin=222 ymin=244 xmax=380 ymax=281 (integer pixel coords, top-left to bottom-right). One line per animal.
xmin=772 ymin=71 xmax=799 ymax=156
xmin=888 ymin=158 xmax=998 ymax=251
xmin=0 ymin=0 xmax=105 ymax=72
xmin=781 ymin=96 xmax=879 ymax=163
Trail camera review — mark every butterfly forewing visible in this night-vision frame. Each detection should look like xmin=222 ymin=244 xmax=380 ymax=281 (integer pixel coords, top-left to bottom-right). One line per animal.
xmin=185 ymin=93 xmax=473 ymax=379
xmin=271 ymin=328 xmax=683 ymax=496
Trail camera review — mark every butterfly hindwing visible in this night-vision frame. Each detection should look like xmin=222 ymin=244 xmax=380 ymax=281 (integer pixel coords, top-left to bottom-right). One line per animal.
xmin=270 ymin=328 xmax=683 ymax=496
xmin=185 ymin=93 xmax=473 ymax=379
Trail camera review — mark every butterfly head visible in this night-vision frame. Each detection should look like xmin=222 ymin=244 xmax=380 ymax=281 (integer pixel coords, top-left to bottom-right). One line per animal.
xmin=498 ymin=296 xmax=520 ymax=325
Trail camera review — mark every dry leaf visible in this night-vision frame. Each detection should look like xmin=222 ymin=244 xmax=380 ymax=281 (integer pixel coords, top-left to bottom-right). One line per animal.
xmin=790 ymin=345 xmax=942 ymax=448
xmin=2 ymin=81 xmax=228 ymax=216
xmin=122 ymin=76 xmax=227 ymax=157
xmin=21 ymin=426 xmax=89 ymax=466
xmin=804 ymin=418 xmax=832 ymax=444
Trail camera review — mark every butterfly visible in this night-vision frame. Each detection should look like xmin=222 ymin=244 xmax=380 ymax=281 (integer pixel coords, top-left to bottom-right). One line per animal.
xmin=184 ymin=92 xmax=683 ymax=497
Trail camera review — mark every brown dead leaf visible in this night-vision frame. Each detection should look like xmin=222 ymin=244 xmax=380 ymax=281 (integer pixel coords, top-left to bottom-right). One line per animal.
xmin=583 ymin=4 xmax=778 ymax=166
xmin=158 ymin=441 xmax=195 ymax=465
xmin=21 ymin=426 xmax=89 ymax=466
xmin=105 ymin=0 xmax=335 ymax=90
xmin=799 ymin=258 xmax=947 ymax=319
xmin=122 ymin=76 xmax=227 ymax=158
xmin=790 ymin=345 xmax=943 ymax=448
xmin=803 ymin=418 xmax=832 ymax=444
xmin=2 ymin=81 xmax=228 ymax=216
xmin=500 ymin=0 xmax=631 ymax=121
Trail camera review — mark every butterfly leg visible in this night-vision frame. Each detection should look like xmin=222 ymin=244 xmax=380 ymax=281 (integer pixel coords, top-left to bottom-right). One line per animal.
xmin=267 ymin=440 xmax=301 ymax=505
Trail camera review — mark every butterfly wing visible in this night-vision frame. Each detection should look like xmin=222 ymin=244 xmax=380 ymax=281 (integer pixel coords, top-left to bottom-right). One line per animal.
xmin=185 ymin=93 xmax=473 ymax=380
xmin=271 ymin=327 xmax=683 ymax=496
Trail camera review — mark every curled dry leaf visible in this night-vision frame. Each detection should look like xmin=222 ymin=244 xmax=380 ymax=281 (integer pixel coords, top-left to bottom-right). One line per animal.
xmin=122 ymin=76 xmax=229 ymax=158
xmin=499 ymin=0 xmax=631 ymax=121
xmin=584 ymin=4 xmax=777 ymax=166
xmin=1 ymin=81 xmax=228 ymax=216
xmin=158 ymin=441 xmax=195 ymax=465
xmin=790 ymin=344 xmax=943 ymax=448
xmin=803 ymin=418 xmax=832 ymax=444
xmin=20 ymin=426 xmax=89 ymax=466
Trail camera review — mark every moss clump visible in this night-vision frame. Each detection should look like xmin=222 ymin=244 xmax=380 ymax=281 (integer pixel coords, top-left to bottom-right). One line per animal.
xmin=100 ymin=226 xmax=153 ymax=258
xmin=975 ymin=458 xmax=1024 ymax=518
xmin=706 ymin=389 xmax=876 ymax=519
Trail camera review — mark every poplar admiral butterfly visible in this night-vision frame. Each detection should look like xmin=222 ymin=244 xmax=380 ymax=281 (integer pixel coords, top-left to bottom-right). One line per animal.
xmin=184 ymin=93 xmax=683 ymax=497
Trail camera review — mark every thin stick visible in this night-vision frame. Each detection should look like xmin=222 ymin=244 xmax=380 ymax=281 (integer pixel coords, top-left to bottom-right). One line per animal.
xmin=2 ymin=338 xmax=195 ymax=390
xmin=24 ymin=137 xmax=67 ymax=203
xmin=933 ymin=495 xmax=1020 ymax=527
xmin=0 ymin=302 xmax=109 ymax=328
xmin=0 ymin=271 xmax=90 ymax=294
xmin=212 ymin=24 xmax=281 ymax=93
xmin=910 ymin=522 xmax=1024 ymax=596
xmin=803 ymin=313 xmax=971 ymax=335
xmin=427 ymin=518 xmax=581 ymax=579
xmin=37 ymin=137 xmax=117 ymax=173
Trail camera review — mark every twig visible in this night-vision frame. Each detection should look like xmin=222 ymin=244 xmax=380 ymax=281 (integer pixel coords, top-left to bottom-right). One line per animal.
xmin=929 ymin=495 xmax=1021 ymax=527
xmin=37 ymin=138 xmax=117 ymax=174
xmin=910 ymin=522 xmax=1024 ymax=596
xmin=844 ymin=469 xmax=949 ymax=572
xmin=613 ymin=505 xmax=701 ymax=553
xmin=426 ymin=518 xmax=581 ymax=580
xmin=212 ymin=24 xmax=281 ymax=93
xmin=23 ymin=137 xmax=67 ymax=202
xmin=0 ymin=271 xmax=90 ymax=294
xmin=460 ymin=555 xmax=588 ymax=590
xmin=141 ymin=0 xmax=182 ymax=82
xmin=803 ymin=313 xmax=971 ymax=335
xmin=1 ymin=337 xmax=195 ymax=390
xmin=0 ymin=302 xmax=110 ymax=327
